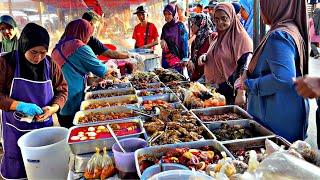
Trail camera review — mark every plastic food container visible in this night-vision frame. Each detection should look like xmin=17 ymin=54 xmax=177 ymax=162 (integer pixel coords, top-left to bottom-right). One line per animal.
xmin=149 ymin=170 xmax=212 ymax=180
xmin=141 ymin=163 xmax=189 ymax=180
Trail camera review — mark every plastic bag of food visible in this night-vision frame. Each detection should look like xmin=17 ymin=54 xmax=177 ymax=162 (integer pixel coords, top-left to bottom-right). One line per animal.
xmin=288 ymin=140 xmax=316 ymax=162
xmin=84 ymin=148 xmax=103 ymax=179
xmin=240 ymin=151 xmax=320 ymax=180
xmin=100 ymin=147 xmax=115 ymax=180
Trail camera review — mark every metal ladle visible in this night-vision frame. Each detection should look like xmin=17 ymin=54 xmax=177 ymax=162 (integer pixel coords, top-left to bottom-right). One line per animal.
xmin=107 ymin=124 xmax=126 ymax=153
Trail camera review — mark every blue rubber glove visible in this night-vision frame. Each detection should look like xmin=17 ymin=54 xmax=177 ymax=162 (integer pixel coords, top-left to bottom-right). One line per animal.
xmin=16 ymin=102 xmax=43 ymax=116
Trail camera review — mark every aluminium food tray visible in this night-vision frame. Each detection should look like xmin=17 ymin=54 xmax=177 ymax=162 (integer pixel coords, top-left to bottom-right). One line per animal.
xmin=85 ymin=82 xmax=132 ymax=93
xmin=139 ymin=93 xmax=181 ymax=104
xmin=133 ymin=82 xmax=165 ymax=90
xmin=190 ymin=105 xmax=253 ymax=123
xmin=205 ymin=120 xmax=275 ymax=142
xmin=134 ymin=140 xmax=232 ymax=177
xmin=80 ymin=94 xmax=140 ymax=111
xmin=73 ymin=106 xmax=139 ymax=125
xmin=84 ymin=88 xmax=136 ymax=100
xmin=68 ymin=118 xmax=145 ymax=154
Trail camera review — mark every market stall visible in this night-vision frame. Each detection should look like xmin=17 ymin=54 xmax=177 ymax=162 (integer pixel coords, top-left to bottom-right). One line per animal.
xmin=64 ymin=65 xmax=320 ymax=180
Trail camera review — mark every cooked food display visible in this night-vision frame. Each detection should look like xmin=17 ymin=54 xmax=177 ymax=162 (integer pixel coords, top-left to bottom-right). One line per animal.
xmin=78 ymin=112 xmax=136 ymax=124
xmin=84 ymin=100 xmax=137 ymax=110
xmin=88 ymin=91 xmax=135 ymax=99
xmin=198 ymin=113 xmax=245 ymax=122
xmin=153 ymin=68 xmax=187 ymax=82
xmin=165 ymin=81 xmax=190 ymax=92
xmin=138 ymin=89 xmax=165 ymax=96
xmin=141 ymin=99 xmax=173 ymax=110
xmin=144 ymin=109 xmax=207 ymax=146
xmin=133 ymin=83 xmax=163 ymax=90
xmin=139 ymin=146 xmax=223 ymax=174
xmin=211 ymin=123 xmax=254 ymax=141
xmin=229 ymin=147 xmax=267 ymax=164
xmin=87 ymin=80 xmax=123 ymax=92
xmin=68 ymin=122 xmax=140 ymax=143
xmin=129 ymin=71 xmax=159 ymax=85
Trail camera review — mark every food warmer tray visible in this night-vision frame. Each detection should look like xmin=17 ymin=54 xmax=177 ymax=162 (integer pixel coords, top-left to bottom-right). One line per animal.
xmin=84 ymin=88 xmax=136 ymax=100
xmin=134 ymin=140 xmax=232 ymax=177
xmin=68 ymin=118 xmax=145 ymax=154
xmin=222 ymin=136 xmax=291 ymax=161
xmin=136 ymin=87 xmax=173 ymax=97
xmin=164 ymin=81 xmax=190 ymax=89
xmin=169 ymin=102 xmax=188 ymax=111
xmin=190 ymin=105 xmax=253 ymax=123
xmin=84 ymin=82 xmax=132 ymax=93
xmin=206 ymin=120 xmax=275 ymax=142
xmin=73 ymin=106 xmax=139 ymax=125
xmin=80 ymin=94 xmax=139 ymax=111
xmin=71 ymin=132 xmax=148 ymax=173
xmin=139 ymin=93 xmax=181 ymax=104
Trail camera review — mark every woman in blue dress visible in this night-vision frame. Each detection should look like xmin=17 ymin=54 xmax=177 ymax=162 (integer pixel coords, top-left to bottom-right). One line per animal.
xmin=242 ymin=0 xmax=309 ymax=142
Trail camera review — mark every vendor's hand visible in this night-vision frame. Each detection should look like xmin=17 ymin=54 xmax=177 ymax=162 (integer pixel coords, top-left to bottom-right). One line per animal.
xmin=188 ymin=61 xmax=195 ymax=72
xmin=37 ymin=104 xmax=59 ymax=122
xmin=198 ymin=54 xmax=207 ymax=66
xmin=16 ymin=102 xmax=43 ymax=116
xmin=105 ymin=68 xmax=118 ymax=77
xmin=293 ymin=76 xmax=320 ymax=99
xmin=160 ymin=40 xmax=168 ymax=50
xmin=235 ymin=90 xmax=246 ymax=106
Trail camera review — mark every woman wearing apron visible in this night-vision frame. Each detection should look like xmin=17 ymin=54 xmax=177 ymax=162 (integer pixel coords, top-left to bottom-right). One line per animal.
xmin=0 ymin=23 xmax=68 ymax=179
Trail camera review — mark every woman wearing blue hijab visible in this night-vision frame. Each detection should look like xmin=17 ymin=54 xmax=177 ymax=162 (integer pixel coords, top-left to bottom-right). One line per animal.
xmin=239 ymin=0 xmax=254 ymax=39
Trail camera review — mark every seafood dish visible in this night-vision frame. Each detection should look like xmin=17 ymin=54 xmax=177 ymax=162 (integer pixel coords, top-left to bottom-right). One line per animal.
xmin=129 ymin=71 xmax=159 ymax=85
xmin=86 ymin=80 xmax=131 ymax=92
xmin=86 ymin=90 xmax=136 ymax=100
xmin=143 ymin=109 xmax=213 ymax=146
xmin=153 ymin=68 xmax=187 ymax=82
xmin=198 ymin=113 xmax=246 ymax=122
xmin=84 ymin=100 xmax=136 ymax=110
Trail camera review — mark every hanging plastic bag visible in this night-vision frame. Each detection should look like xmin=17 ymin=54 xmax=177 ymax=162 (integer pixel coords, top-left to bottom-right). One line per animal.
xmin=265 ymin=139 xmax=284 ymax=156
xmin=84 ymin=148 xmax=103 ymax=179
xmin=100 ymin=147 xmax=115 ymax=180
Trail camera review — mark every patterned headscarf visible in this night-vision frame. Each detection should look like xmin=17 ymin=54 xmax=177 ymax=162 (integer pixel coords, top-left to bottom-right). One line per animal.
xmin=190 ymin=14 xmax=213 ymax=63
xmin=239 ymin=0 xmax=254 ymax=39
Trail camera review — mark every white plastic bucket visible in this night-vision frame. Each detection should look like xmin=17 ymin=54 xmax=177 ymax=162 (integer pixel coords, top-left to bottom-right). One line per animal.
xmin=17 ymin=127 xmax=70 ymax=180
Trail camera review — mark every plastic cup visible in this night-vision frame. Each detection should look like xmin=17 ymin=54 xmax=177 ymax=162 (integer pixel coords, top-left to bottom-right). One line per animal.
xmin=112 ymin=138 xmax=147 ymax=178
xmin=141 ymin=163 xmax=189 ymax=180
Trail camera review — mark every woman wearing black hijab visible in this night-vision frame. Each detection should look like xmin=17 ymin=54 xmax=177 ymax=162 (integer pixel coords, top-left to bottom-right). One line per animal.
xmin=0 ymin=23 xmax=68 ymax=179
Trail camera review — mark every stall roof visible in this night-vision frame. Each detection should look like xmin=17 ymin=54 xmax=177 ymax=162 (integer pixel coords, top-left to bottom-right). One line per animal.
xmin=32 ymin=0 xmax=147 ymax=9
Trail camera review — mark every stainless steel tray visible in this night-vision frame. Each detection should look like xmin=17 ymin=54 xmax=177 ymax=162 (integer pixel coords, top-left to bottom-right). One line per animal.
xmin=80 ymin=94 xmax=139 ymax=111
xmin=136 ymin=87 xmax=173 ymax=97
xmin=140 ymin=93 xmax=181 ymax=103
xmin=134 ymin=140 xmax=232 ymax=177
xmin=73 ymin=106 xmax=139 ymax=125
xmin=85 ymin=82 xmax=132 ymax=93
xmin=164 ymin=81 xmax=190 ymax=90
xmin=133 ymin=82 xmax=165 ymax=90
xmin=206 ymin=120 xmax=275 ymax=142
xmin=68 ymin=118 xmax=145 ymax=154
xmin=84 ymin=88 xmax=136 ymax=100
xmin=191 ymin=105 xmax=253 ymax=123
xmin=72 ymin=132 xmax=148 ymax=173
xmin=222 ymin=136 xmax=291 ymax=162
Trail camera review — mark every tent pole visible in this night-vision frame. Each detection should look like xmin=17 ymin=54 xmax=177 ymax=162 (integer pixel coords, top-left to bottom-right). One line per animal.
xmin=253 ymin=0 xmax=260 ymax=49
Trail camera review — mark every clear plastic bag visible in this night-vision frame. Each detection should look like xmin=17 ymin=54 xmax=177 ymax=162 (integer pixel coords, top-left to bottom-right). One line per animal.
xmin=240 ymin=151 xmax=320 ymax=180
xmin=288 ymin=140 xmax=316 ymax=162
xmin=100 ymin=147 xmax=115 ymax=180
xmin=84 ymin=148 xmax=103 ymax=179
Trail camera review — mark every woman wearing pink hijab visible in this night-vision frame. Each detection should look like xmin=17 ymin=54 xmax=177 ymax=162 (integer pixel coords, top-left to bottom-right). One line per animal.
xmin=51 ymin=19 xmax=116 ymax=128
xmin=243 ymin=0 xmax=309 ymax=142
xmin=199 ymin=2 xmax=253 ymax=105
